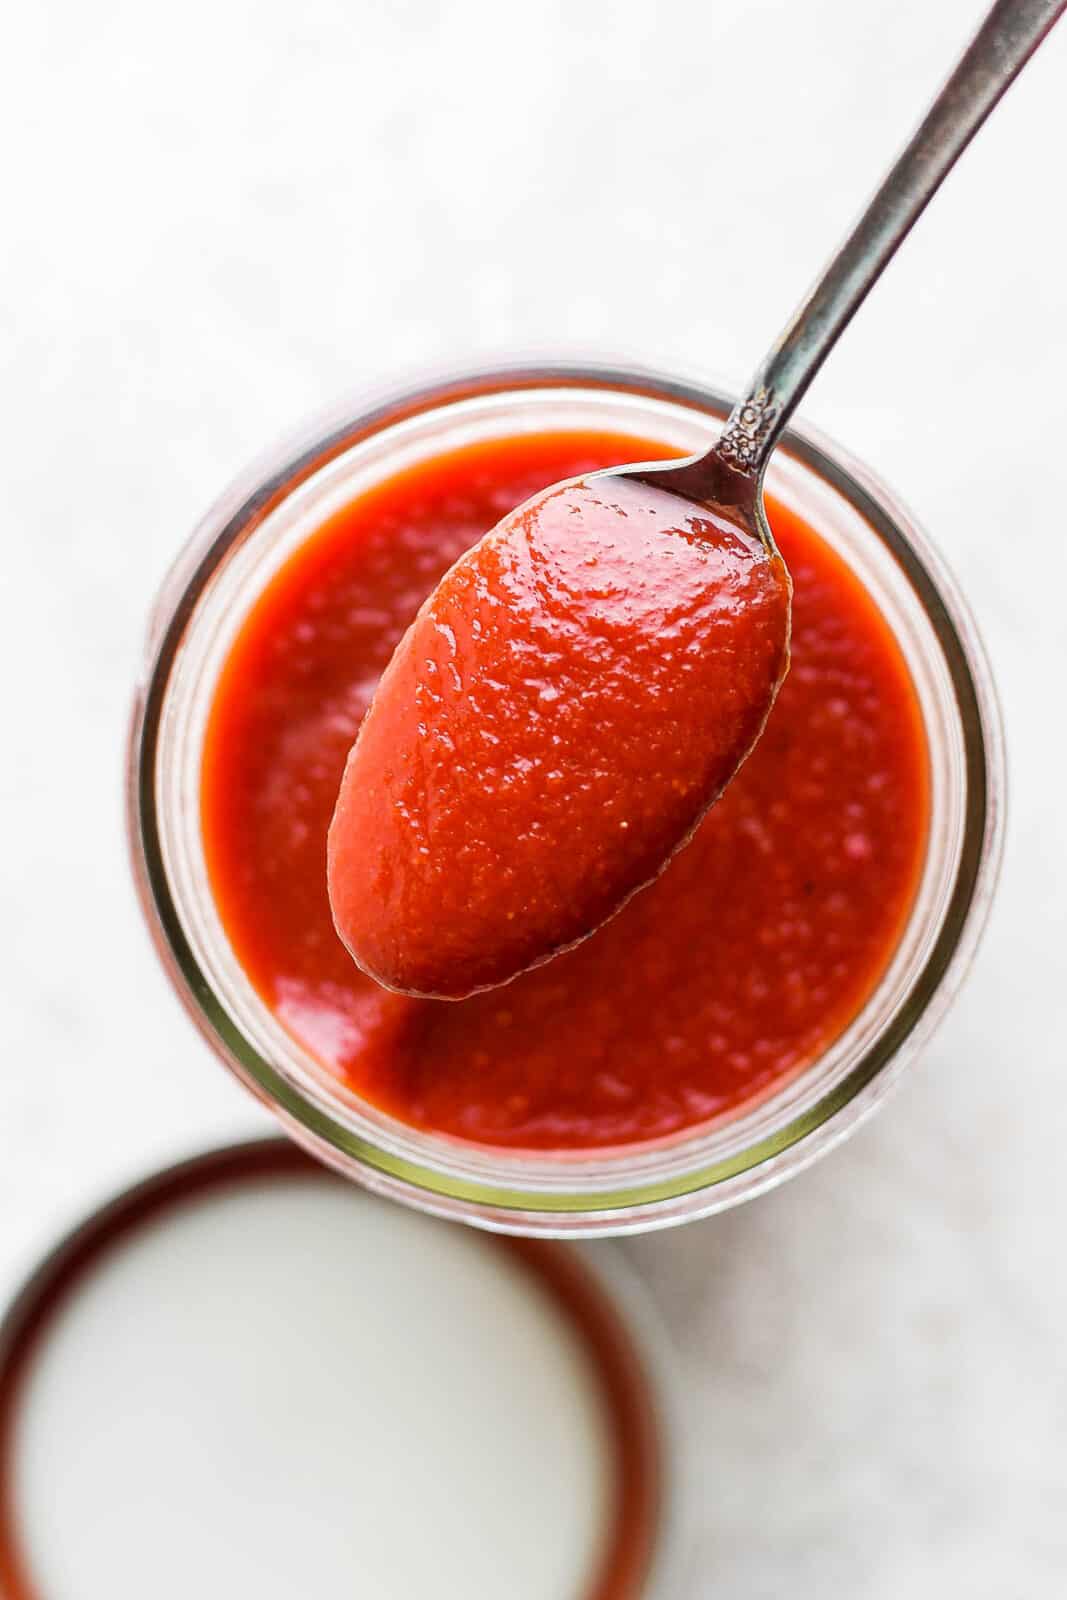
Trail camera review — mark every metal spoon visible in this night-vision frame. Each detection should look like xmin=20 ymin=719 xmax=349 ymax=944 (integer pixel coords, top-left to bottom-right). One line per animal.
xmin=598 ymin=0 xmax=1064 ymax=556
xmin=330 ymin=0 xmax=1063 ymax=1001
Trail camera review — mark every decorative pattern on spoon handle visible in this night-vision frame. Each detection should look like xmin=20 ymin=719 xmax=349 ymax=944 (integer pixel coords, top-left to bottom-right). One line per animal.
xmin=715 ymin=387 xmax=780 ymax=472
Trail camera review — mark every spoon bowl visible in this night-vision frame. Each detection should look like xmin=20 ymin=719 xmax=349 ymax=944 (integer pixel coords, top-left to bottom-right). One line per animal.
xmin=328 ymin=467 xmax=791 ymax=999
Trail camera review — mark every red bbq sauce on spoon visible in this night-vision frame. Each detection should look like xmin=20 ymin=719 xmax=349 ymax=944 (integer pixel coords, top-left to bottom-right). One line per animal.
xmin=327 ymin=474 xmax=790 ymax=999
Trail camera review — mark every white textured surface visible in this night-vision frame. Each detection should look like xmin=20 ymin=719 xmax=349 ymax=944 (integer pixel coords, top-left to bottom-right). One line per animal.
xmin=2 ymin=1 xmax=1066 ymax=1593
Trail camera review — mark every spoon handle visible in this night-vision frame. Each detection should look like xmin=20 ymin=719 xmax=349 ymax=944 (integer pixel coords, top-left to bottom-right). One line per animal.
xmin=714 ymin=0 xmax=1065 ymax=478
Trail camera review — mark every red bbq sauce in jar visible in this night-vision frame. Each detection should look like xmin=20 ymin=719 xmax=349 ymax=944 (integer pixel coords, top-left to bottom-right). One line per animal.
xmin=201 ymin=430 xmax=928 ymax=1150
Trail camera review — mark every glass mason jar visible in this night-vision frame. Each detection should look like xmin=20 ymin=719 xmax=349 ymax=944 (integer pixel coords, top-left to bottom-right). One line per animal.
xmin=128 ymin=362 xmax=1005 ymax=1237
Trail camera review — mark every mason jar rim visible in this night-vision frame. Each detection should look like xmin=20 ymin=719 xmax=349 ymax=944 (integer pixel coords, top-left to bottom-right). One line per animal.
xmin=127 ymin=360 xmax=1005 ymax=1237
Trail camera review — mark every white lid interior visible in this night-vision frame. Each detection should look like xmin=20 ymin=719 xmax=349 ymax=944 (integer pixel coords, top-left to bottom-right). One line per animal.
xmin=5 ymin=1160 xmax=629 ymax=1599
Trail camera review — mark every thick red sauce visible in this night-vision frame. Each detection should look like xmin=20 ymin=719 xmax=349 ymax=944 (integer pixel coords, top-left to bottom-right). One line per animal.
xmin=328 ymin=475 xmax=790 ymax=999
xmin=202 ymin=431 xmax=929 ymax=1150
